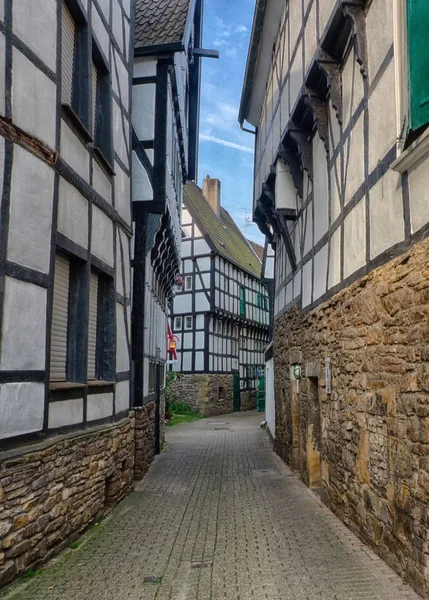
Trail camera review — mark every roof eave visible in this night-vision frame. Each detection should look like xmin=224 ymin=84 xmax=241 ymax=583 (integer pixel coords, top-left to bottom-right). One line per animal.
xmin=134 ymin=41 xmax=184 ymax=57
xmin=238 ymin=0 xmax=267 ymax=126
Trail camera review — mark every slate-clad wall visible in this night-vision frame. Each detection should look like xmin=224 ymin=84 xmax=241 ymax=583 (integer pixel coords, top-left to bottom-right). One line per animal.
xmin=274 ymin=235 xmax=429 ymax=598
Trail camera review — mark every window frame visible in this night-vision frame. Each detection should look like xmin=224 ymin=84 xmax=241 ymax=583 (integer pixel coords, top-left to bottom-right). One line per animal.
xmin=174 ymin=316 xmax=183 ymax=330
xmin=185 ymin=275 xmax=193 ymax=291
xmin=185 ymin=316 xmax=194 ymax=330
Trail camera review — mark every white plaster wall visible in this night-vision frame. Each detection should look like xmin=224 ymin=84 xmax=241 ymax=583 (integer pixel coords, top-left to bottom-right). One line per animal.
xmin=132 ymin=83 xmax=156 ymax=141
xmin=61 ymin=121 xmax=90 ymax=182
xmin=116 ymin=229 xmax=131 ymax=298
xmin=87 ymin=393 xmax=114 ymax=421
xmin=342 ymin=49 xmax=364 ymax=131
xmin=328 ymin=226 xmax=341 ymax=289
xmin=0 ymin=32 xmax=5 ymax=117
xmin=289 ymin=42 xmax=303 ymax=113
xmin=304 ymin=6 xmax=317 ymax=76
xmin=197 ymin=257 xmax=211 ymax=271
xmin=91 ymin=205 xmax=114 ymax=266
xmin=115 ymin=161 xmax=131 ymax=224
xmin=195 ymin=332 xmax=205 ymax=349
xmin=368 ymin=61 xmax=396 ymax=173
xmin=57 ymin=177 xmax=88 ymax=249
xmin=319 ymin=0 xmax=337 ymax=36
xmin=370 ymin=170 xmax=404 ymax=259
xmin=115 ymin=381 xmax=130 ymax=413
xmin=12 ymin=49 xmax=56 ymax=148
xmin=344 ymin=199 xmax=366 ymax=279
xmin=330 ymin=158 xmax=341 ymax=223
xmin=293 ymin=268 xmax=301 ymax=301
xmin=194 ymin=239 xmax=210 ymax=255
xmin=313 ymin=243 xmax=328 ymax=302
xmin=0 ymin=383 xmax=44 ymax=438
xmin=112 ymin=0 xmax=123 ymax=50
xmin=408 ymin=156 xmax=429 ymax=234
xmin=48 ymin=398 xmax=84 ymax=429
xmin=196 ymin=293 xmax=210 ymax=312
xmin=313 ymin=135 xmax=329 ymax=244
xmin=116 ymin=303 xmax=130 ymax=372
xmin=114 ymin=50 xmax=129 ymax=110
xmin=132 ymin=152 xmax=152 ymax=201
xmin=113 ymin=99 xmax=129 ymax=168
xmin=0 ymin=0 xmax=4 ymax=22
xmin=265 ymin=357 xmax=275 ymax=439
xmin=93 ymin=161 xmax=112 ymax=203
xmin=13 ymin=0 xmax=57 ymax=72
xmin=92 ymin=6 xmax=110 ymax=60
xmin=8 ymin=146 xmax=54 ymax=273
xmin=303 ymin=205 xmax=313 ymax=256
xmin=183 ymin=352 xmax=192 ymax=371
xmin=195 ymin=352 xmax=204 ymax=371
xmin=344 ymin=115 xmax=365 ymax=205
xmin=134 ymin=58 xmax=156 ymax=78
xmin=302 ymin=260 xmax=312 ymax=308
xmin=366 ymin=0 xmax=394 ymax=85
xmin=174 ymin=294 xmax=192 ymax=314
xmin=0 ymin=278 xmax=46 ymax=370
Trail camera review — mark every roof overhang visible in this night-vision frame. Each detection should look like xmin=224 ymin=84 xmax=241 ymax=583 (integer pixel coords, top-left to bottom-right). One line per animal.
xmin=239 ymin=0 xmax=284 ymax=127
xmin=134 ymin=42 xmax=184 ymax=57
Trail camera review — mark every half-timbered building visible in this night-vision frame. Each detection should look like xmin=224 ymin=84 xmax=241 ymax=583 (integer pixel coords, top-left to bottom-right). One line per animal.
xmin=240 ymin=0 xmax=429 ymax=594
xmin=0 ymin=0 xmax=134 ymax=584
xmin=131 ymin=0 xmax=209 ymax=454
xmin=169 ymin=176 xmax=270 ymax=415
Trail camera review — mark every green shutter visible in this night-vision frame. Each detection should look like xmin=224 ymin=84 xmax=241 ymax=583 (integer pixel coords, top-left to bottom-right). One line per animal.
xmin=408 ymin=0 xmax=429 ymax=131
xmin=239 ymin=286 xmax=245 ymax=316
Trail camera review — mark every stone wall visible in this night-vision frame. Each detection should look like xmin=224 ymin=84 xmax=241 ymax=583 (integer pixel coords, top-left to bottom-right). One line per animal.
xmin=168 ymin=374 xmax=234 ymax=416
xmin=134 ymin=397 xmax=165 ymax=481
xmin=240 ymin=390 xmax=257 ymax=412
xmin=0 ymin=417 xmax=134 ymax=588
xmin=273 ymin=236 xmax=429 ymax=597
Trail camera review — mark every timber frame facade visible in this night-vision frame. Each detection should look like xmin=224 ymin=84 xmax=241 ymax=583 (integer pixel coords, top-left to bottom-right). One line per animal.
xmin=0 ymin=0 xmax=134 ymax=444
xmin=171 ymin=178 xmax=270 ymax=393
xmin=131 ymin=0 xmax=206 ymax=443
xmin=240 ymin=0 xmax=429 ymax=595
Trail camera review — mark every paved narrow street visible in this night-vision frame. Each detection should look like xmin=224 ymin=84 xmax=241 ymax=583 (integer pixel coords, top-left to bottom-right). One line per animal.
xmin=1 ymin=412 xmax=420 ymax=600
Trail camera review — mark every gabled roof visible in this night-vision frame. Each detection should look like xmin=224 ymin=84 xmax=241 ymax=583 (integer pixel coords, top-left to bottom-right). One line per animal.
xmin=135 ymin=0 xmax=192 ymax=50
xmin=184 ymin=182 xmax=262 ymax=279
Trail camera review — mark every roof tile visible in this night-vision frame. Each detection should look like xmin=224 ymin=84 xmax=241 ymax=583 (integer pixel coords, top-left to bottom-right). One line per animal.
xmin=135 ymin=0 xmax=191 ymax=49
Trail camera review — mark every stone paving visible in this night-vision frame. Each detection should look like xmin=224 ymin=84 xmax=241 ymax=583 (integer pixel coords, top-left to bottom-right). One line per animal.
xmin=0 ymin=412 xmax=421 ymax=600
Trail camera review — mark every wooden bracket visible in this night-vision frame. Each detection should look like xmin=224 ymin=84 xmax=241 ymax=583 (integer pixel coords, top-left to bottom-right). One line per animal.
xmin=316 ymin=48 xmax=343 ymax=125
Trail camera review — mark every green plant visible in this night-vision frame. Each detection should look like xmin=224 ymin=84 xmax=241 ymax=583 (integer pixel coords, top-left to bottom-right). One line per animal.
xmin=21 ymin=569 xmax=44 ymax=582
xmin=68 ymin=541 xmax=82 ymax=550
xmin=169 ymin=401 xmax=194 ymax=415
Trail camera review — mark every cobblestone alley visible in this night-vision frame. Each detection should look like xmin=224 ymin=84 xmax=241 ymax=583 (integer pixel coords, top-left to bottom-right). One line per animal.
xmin=1 ymin=412 xmax=421 ymax=600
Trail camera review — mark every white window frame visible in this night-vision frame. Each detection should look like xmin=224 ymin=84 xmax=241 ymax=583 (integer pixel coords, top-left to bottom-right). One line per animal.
xmin=174 ymin=316 xmax=182 ymax=330
xmin=185 ymin=276 xmax=192 ymax=291
xmin=185 ymin=316 xmax=193 ymax=330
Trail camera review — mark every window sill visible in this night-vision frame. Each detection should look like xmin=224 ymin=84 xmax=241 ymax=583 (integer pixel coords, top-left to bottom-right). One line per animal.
xmin=61 ymin=104 xmax=93 ymax=144
xmin=50 ymin=381 xmax=86 ymax=391
xmin=87 ymin=380 xmax=115 ymax=387
xmin=93 ymin=146 xmax=115 ymax=177
xmin=391 ymin=128 xmax=429 ymax=174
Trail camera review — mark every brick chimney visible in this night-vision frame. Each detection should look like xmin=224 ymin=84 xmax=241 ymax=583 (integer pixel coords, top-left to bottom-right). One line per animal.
xmin=202 ymin=174 xmax=221 ymax=216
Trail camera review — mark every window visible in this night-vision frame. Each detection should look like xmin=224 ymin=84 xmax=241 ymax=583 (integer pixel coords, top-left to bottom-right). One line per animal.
xmin=174 ymin=316 xmax=182 ymax=330
xmin=257 ymin=292 xmax=262 ymax=307
xmin=239 ymin=286 xmax=246 ymax=316
xmin=61 ymin=1 xmax=88 ymax=125
xmin=87 ymin=271 xmax=115 ymax=382
xmin=50 ymin=254 xmax=71 ymax=381
xmin=218 ymin=387 xmax=225 ymax=400
xmin=185 ymin=316 xmax=194 ymax=329
xmin=149 ymin=361 xmax=156 ymax=393
xmin=185 ymin=276 xmax=192 ymax=291
xmin=92 ymin=46 xmax=112 ymax=161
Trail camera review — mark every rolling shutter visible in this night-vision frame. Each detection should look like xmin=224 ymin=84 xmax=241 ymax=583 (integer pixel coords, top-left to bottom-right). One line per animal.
xmin=408 ymin=0 xmax=429 ymax=131
xmin=62 ymin=2 xmax=75 ymax=105
xmin=87 ymin=272 xmax=99 ymax=380
xmin=92 ymin=62 xmax=98 ymax=139
xmin=50 ymin=254 xmax=70 ymax=381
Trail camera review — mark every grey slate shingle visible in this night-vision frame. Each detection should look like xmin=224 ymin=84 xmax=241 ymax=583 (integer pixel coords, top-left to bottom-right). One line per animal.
xmin=135 ymin=0 xmax=192 ymax=49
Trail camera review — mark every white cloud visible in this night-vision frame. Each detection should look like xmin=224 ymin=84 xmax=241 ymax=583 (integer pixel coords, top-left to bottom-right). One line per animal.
xmin=200 ymin=134 xmax=254 ymax=154
xmin=236 ymin=25 xmax=248 ymax=33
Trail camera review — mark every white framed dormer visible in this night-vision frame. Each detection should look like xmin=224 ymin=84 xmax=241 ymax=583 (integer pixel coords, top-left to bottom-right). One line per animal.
xmin=391 ymin=0 xmax=429 ymax=174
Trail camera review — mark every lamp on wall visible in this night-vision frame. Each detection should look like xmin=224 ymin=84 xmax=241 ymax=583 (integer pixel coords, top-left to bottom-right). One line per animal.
xmin=292 ymin=364 xmax=301 ymax=380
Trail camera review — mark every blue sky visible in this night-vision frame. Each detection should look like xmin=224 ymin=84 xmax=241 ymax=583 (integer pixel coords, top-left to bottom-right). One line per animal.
xmin=197 ymin=0 xmax=264 ymax=245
